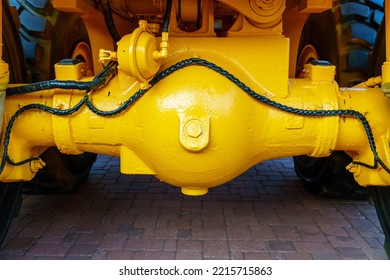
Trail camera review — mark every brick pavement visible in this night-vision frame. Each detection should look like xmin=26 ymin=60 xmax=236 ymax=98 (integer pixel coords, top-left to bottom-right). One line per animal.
xmin=0 ymin=156 xmax=387 ymax=260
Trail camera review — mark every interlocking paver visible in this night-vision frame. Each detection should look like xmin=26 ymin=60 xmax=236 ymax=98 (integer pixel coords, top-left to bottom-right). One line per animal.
xmin=75 ymin=233 xmax=104 ymax=245
xmin=191 ymin=229 xmax=228 ymax=240
xmin=284 ymin=252 xmax=313 ymax=260
xmin=267 ymin=240 xmax=296 ymax=252
xmin=143 ymin=228 xmax=177 ymax=239
xmin=226 ymin=225 xmax=252 ymax=240
xmin=133 ymin=251 xmax=175 ymax=260
xmin=203 ymin=240 xmax=230 ymax=259
xmin=244 ymin=252 xmax=272 ymax=260
xmin=293 ymin=241 xmax=337 ymax=254
xmin=176 ymin=251 xmax=202 ymax=260
xmin=67 ymin=244 xmax=96 ymax=257
xmin=124 ymin=239 xmax=164 ymax=251
xmin=0 ymin=156 xmax=387 ymax=259
xmin=25 ymin=243 xmax=70 ymax=257
xmin=97 ymin=233 xmax=127 ymax=250
xmin=229 ymin=240 xmax=268 ymax=252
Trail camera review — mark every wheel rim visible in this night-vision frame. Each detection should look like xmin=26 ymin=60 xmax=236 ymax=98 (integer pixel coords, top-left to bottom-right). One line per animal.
xmin=71 ymin=41 xmax=94 ymax=76
xmin=296 ymin=44 xmax=319 ymax=78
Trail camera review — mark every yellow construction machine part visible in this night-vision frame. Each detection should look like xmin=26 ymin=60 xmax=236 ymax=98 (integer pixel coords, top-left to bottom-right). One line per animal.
xmin=3 ymin=48 xmax=390 ymax=195
xmin=2 ymin=0 xmax=390 ymax=197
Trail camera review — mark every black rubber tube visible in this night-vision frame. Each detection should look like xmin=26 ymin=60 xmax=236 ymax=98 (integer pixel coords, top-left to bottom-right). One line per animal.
xmin=163 ymin=0 xmax=173 ymax=32
xmin=6 ymin=62 xmax=117 ymax=95
xmin=102 ymin=0 xmax=121 ymax=42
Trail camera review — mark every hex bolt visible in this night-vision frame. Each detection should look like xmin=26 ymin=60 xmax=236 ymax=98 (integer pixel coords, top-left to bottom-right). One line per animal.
xmin=185 ymin=119 xmax=203 ymax=138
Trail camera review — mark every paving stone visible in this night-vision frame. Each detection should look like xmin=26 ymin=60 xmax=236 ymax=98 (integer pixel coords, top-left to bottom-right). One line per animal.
xmin=293 ymin=241 xmax=337 ymax=254
xmin=167 ymin=217 xmax=191 ymax=229
xmin=202 ymin=219 xmax=226 ymax=230
xmin=203 ymin=240 xmax=229 ymax=259
xmin=124 ymin=239 xmax=164 ymax=251
xmin=91 ymin=250 xmax=108 ymax=260
xmin=26 ymin=243 xmax=70 ymax=257
xmin=227 ymin=225 xmax=251 ymax=240
xmin=362 ymin=248 xmax=389 ymax=260
xmin=270 ymin=252 xmax=287 ymax=260
xmin=177 ymin=229 xmax=191 ymax=239
xmin=97 ymin=233 xmax=127 ymax=250
xmin=229 ymin=240 xmax=268 ymax=253
xmin=95 ymin=223 xmax=120 ymax=234
xmin=61 ymin=232 xmax=79 ymax=245
xmin=364 ymin=237 xmax=385 ymax=249
xmin=176 ymin=251 xmax=202 ymax=260
xmin=118 ymin=224 xmax=133 ymax=233
xmin=251 ymin=226 xmax=277 ymax=241
xmin=19 ymin=225 xmax=48 ymax=238
xmin=319 ymin=225 xmax=349 ymax=237
xmin=230 ymin=251 xmax=244 ymax=259
xmin=191 ymin=229 xmax=227 ymax=240
xmin=244 ymin=252 xmax=272 ymax=260
xmin=142 ymin=228 xmax=177 ymax=239
xmin=106 ymin=250 xmax=135 ymax=260
xmin=314 ymin=216 xmax=350 ymax=226
xmin=0 ymin=237 xmax=35 ymax=256
xmin=284 ymin=252 xmax=313 ymax=260
xmin=163 ymin=239 xmax=177 ymax=251
xmin=336 ymin=247 xmax=368 ymax=260
xmin=327 ymin=236 xmax=371 ymax=249
xmin=177 ymin=237 xmax=205 ymax=251
xmin=267 ymin=240 xmax=296 ymax=252
xmin=1 ymin=157 xmax=387 ymax=260
xmin=133 ymin=215 xmax=158 ymax=228
xmin=42 ymin=227 xmax=71 ymax=239
xmin=75 ymin=233 xmax=104 ymax=245
xmin=133 ymin=251 xmax=175 ymax=260
xmin=70 ymin=219 xmax=98 ymax=233
xmin=312 ymin=253 xmax=341 ymax=260
xmin=67 ymin=244 xmax=96 ymax=257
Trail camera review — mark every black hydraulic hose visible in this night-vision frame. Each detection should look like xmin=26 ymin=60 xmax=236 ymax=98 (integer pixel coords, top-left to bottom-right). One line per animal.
xmin=163 ymin=0 xmax=173 ymax=32
xmin=102 ymin=0 xmax=121 ymax=42
xmin=2 ymin=58 xmax=390 ymax=178
xmin=6 ymin=62 xmax=117 ymax=95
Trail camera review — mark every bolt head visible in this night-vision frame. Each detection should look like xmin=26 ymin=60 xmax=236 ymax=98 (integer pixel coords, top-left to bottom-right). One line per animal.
xmin=185 ymin=120 xmax=203 ymax=138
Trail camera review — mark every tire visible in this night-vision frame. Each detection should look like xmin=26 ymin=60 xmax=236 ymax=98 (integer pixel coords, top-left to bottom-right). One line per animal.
xmin=293 ymin=0 xmax=384 ymax=199
xmin=368 ymin=20 xmax=390 ymax=258
xmin=0 ymin=0 xmax=24 ymax=247
xmin=0 ymin=183 xmax=22 ymax=247
xmin=2 ymin=0 xmax=27 ymax=83
xmin=23 ymin=149 xmax=97 ymax=194
xmin=294 ymin=152 xmax=368 ymax=199
xmin=371 ymin=186 xmax=390 ymax=258
xmin=333 ymin=0 xmax=384 ymax=86
xmin=9 ymin=0 xmax=97 ymax=193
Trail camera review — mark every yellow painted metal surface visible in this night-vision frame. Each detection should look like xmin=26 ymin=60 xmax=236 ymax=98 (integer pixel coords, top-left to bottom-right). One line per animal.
xmin=51 ymin=0 xmax=130 ymax=75
xmin=298 ymin=0 xmax=333 ymax=13
xmin=3 ymin=53 xmax=390 ymax=195
xmin=2 ymin=0 xmax=390 ymax=196
xmin=220 ymin=0 xmax=286 ymax=28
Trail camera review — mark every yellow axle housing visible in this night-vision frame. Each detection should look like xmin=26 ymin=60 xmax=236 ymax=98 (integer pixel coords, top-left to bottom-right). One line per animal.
xmin=2 ymin=38 xmax=390 ymax=195
xmin=1 ymin=0 xmax=390 ymax=196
